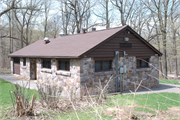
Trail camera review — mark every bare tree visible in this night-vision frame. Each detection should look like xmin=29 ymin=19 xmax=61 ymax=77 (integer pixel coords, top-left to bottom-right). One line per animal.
xmin=43 ymin=0 xmax=51 ymax=38
xmin=94 ymin=0 xmax=114 ymax=29
xmin=152 ymin=15 xmax=163 ymax=76
xmin=128 ymin=1 xmax=148 ymax=35
xmin=59 ymin=0 xmax=72 ymax=35
xmin=168 ymin=0 xmax=180 ymax=78
xmin=0 ymin=0 xmax=20 ymax=17
xmin=13 ymin=0 xmax=42 ymax=48
xmin=143 ymin=0 xmax=171 ymax=77
xmin=0 ymin=0 xmax=40 ymax=17
xmin=111 ymin=0 xmax=135 ymax=26
xmin=45 ymin=16 xmax=61 ymax=37
xmin=66 ymin=0 xmax=94 ymax=33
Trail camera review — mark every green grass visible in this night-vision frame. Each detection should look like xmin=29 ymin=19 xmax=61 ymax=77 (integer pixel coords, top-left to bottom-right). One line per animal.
xmin=54 ymin=111 xmax=113 ymax=120
xmin=0 ymin=78 xmax=39 ymax=108
xmin=108 ymin=92 xmax=180 ymax=111
xmin=159 ymin=79 xmax=180 ymax=85
xmin=0 ymin=73 xmax=10 ymax=75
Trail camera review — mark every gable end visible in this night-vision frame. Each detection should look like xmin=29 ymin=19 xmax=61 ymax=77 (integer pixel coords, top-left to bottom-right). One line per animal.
xmin=80 ymin=25 xmax=162 ymax=58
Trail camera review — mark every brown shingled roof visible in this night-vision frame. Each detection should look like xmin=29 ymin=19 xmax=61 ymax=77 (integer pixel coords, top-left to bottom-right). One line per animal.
xmin=9 ymin=25 xmax=162 ymax=58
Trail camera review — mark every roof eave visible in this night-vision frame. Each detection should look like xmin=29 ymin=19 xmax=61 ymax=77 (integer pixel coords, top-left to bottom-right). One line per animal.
xmin=9 ymin=55 xmax=79 ymax=59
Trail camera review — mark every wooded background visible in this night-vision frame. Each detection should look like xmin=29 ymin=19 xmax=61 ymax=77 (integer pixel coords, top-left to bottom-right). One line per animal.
xmin=0 ymin=0 xmax=180 ymax=78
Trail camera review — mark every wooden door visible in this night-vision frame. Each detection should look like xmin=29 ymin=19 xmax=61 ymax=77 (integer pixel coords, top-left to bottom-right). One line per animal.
xmin=13 ymin=58 xmax=20 ymax=75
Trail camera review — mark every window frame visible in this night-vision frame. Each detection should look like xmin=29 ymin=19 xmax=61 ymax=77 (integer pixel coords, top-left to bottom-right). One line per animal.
xmin=23 ymin=58 xmax=26 ymax=66
xmin=42 ymin=59 xmax=51 ymax=69
xmin=136 ymin=58 xmax=149 ymax=68
xmin=57 ymin=60 xmax=70 ymax=71
xmin=95 ymin=60 xmax=112 ymax=72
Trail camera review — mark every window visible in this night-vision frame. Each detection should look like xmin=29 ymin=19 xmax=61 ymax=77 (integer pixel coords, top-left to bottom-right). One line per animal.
xmin=42 ymin=59 xmax=51 ymax=69
xmin=137 ymin=58 xmax=149 ymax=68
xmin=23 ymin=58 xmax=26 ymax=66
xmin=58 ymin=60 xmax=70 ymax=71
xmin=14 ymin=58 xmax=20 ymax=63
xmin=120 ymin=43 xmax=132 ymax=48
xmin=95 ymin=60 xmax=112 ymax=72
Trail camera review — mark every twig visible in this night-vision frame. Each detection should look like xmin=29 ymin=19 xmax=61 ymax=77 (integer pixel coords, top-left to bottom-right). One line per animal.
xmin=129 ymin=80 xmax=142 ymax=119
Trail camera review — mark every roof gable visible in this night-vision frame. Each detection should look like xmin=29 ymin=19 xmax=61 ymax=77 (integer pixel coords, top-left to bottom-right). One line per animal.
xmin=9 ymin=25 xmax=162 ymax=58
xmin=81 ymin=25 xmax=162 ymax=58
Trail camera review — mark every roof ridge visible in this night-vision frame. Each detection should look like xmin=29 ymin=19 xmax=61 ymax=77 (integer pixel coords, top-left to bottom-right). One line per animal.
xmin=56 ymin=25 xmax=126 ymax=38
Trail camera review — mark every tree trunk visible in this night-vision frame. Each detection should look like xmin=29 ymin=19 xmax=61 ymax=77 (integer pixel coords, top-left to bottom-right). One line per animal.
xmin=106 ymin=0 xmax=109 ymax=28
xmin=172 ymin=32 xmax=178 ymax=78
xmin=162 ymin=33 xmax=167 ymax=78
xmin=44 ymin=14 xmax=47 ymax=38
xmin=157 ymin=32 xmax=163 ymax=76
xmin=168 ymin=57 xmax=172 ymax=74
xmin=65 ymin=1 xmax=68 ymax=35
xmin=26 ymin=25 xmax=29 ymax=46
xmin=20 ymin=26 xmax=23 ymax=48
xmin=9 ymin=11 xmax=12 ymax=53
xmin=120 ymin=1 xmax=125 ymax=26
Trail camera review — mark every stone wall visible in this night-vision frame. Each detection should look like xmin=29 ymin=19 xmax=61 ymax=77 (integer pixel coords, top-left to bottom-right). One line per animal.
xmin=80 ymin=58 xmax=95 ymax=94
xmin=37 ymin=58 xmax=56 ymax=85
xmin=37 ymin=58 xmax=81 ymax=97
xmin=10 ymin=58 xmax=13 ymax=75
xmin=122 ymin=55 xmax=159 ymax=91
xmin=79 ymin=55 xmax=159 ymax=94
xmin=20 ymin=58 xmax=30 ymax=80
xmin=80 ymin=58 xmax=117 ymax=94
xmin=11 ymin=55 xmax=159 ymax=96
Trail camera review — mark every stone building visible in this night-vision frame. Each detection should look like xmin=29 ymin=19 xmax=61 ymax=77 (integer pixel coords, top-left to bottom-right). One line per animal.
xmin=9 ymin=25 xmax=162 ymax=95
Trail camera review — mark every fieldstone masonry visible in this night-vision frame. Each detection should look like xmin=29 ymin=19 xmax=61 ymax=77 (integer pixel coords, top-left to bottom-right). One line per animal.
xmin=79 ymin=55 xmax=159 ymax=94
xmin=10 ymin=54 xmax=159 ymax=96
xmin=37 ymin=58 xmax=80 ymax=96
xmin=10 ymin=58 xmax=13 ymax=75
xmin=20 ymin=58 xmax=30 ymax=80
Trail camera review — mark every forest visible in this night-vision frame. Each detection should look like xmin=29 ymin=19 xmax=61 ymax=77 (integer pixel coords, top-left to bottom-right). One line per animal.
xmin=0 ymin=0 xmax=180 ymax=78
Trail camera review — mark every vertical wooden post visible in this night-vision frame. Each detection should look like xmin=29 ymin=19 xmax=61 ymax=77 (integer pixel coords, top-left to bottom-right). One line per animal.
xmin=35 ymin=59 xmax=37 ymax=80
xmin=115 ymin=51 xmax=119 ymax=92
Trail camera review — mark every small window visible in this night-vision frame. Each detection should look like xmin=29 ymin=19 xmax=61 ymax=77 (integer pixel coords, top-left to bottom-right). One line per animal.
xmin=58 ymin=60 xmax=70 ymax=71
xmin=14 ymin=58 xmax=20 ymax=63
xmin=137 ymin=58 xmax=149 ymax=68
xmin=23 ymin=58 xmax=26 ymax=66
xmin=95 ymin=60 xmax=112 ymax=72
xmin=42 ymin=59 xmax=51 ymax=69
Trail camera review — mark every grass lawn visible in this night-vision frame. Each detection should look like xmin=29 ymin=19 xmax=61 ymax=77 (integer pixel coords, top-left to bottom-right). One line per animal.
xmin=108 ymin=92 xmax=180 ymax=111
xmin=159 ymin=79 xmax=180 ymax=85
xmin=0 ymin=78 xmax=39 ymax=109
xmin=0 ymin=78 xmax=180 ymax=119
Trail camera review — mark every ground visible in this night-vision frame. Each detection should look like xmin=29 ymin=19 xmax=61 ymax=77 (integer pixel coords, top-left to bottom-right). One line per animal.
xmin=0 ymin=74 xmax=180 ymax=119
